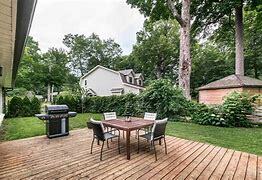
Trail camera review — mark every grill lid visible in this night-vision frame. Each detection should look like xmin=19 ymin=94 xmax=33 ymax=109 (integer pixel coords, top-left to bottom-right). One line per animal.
xmin=46 ymin=105 xmax=69 ymax=114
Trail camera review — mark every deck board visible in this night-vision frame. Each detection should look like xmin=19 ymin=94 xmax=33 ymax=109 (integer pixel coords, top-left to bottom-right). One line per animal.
xmin=0 ymin=129 xmax=260 ymax=180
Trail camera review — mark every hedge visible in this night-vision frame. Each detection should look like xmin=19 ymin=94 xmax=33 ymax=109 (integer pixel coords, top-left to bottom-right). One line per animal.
xmin=7 ymin=96 xmax=41 ymax=117
xmin=56 ymin=93 xmax=141 ymax=117
xmin=55 ymin=79 xmax=190 ymax=120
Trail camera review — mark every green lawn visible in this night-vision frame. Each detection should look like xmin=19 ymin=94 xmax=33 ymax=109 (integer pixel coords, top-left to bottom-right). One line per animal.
xmin=166 ymin=122 xmax=262 ymax=156
xmin=0 ymin=113 xmax=102 ymax=141
xmin=0 ymin=113 xmax=261 ymax=155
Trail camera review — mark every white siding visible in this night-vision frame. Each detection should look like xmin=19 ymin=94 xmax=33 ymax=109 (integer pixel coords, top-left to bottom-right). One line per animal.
xmin=122 ymin=84 xmax=140 ymax=95
xmin=80 ymin=68 xmax=122 ymax=96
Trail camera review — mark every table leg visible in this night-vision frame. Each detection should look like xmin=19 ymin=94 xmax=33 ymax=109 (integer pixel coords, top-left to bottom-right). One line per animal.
xmin=126 ymin=130 xmax=130 ymax=160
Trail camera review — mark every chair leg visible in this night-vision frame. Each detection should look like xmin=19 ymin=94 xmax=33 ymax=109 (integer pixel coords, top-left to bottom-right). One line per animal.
xmin=159 ymin=139 xmax=162 ymax=145
xmin=100 ymin=141 xmax=104 ymax=161
xmin=164 ymin=137 xmax=167 ymax=154
xmin=97 ymin=139 xmax=100 ymax=145
xmin=118 ymin=136 xmax=121 ymax=154
xmin=107 ymin=139 xmax=109 ymax=148
xmin=153 ymin=140 xmax=157 ymax=161
xmin=90 ymin=137 xmax=95 ymax=154
xmin=137 ymin=132 xmax=140 ymax=153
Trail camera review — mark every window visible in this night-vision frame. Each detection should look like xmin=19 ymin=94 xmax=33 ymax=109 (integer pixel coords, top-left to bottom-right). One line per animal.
xmin=84 ymin=80 xmax=87 ymax=86
xmin=129 ymin=77 xmax=133 ymax=84
xmin=138 ymin=80 xmax=142 ymax=85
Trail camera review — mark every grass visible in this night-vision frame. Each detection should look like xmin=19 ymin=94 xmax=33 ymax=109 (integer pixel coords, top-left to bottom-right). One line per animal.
xmin=0 ymin=113 xmax=261 ymax=155
xmin=166 ymin=122 xmax=262 ymax=155
xmin=0 ymin=113 xmax=102 ymax=141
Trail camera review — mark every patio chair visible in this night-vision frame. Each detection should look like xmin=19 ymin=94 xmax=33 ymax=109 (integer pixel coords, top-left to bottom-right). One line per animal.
xmin=103 ymin=112 xmax=117 ymax=120
xmin=144 ymin=112 xmax=157 ymax=120
xmin=104 ymin=112 xmax=125 ymax=138
xmin=137 ymin=118 xmax=168 ymax=161
xmin=88 ymin=118 xmax=120 ymax=161
xmin=136 ymin=112 xmax=157 ymax=138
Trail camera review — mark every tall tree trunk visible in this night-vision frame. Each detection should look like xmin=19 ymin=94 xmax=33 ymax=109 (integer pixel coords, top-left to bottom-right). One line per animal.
xmin=179 ymin=0 xmax=191 ymax=99
xmin=235 ymin=3 xmax=244 ymax=75
xmin=51 ymin=84 xmax=54 ymax=103
xmin=168 ymin=0 xmax=191 ymax=99
xmin=155 ymin=56 xmax=165 ymax=79
xmin=47 ymin=83 xmax=51 ymax=102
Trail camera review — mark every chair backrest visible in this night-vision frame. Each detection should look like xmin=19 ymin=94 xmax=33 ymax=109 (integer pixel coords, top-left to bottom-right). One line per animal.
xmin=104 ymin=112 xmax=117 ymax=120
xmin=152 ymin=118 xmax=168 ymax=139
xmin=89 ymin=118 xmax=105 ymax=141
xmin=144 ymin=112 xmax=157 ymax=121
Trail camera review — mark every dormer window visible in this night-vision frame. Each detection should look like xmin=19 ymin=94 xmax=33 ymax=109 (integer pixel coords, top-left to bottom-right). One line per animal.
xmin=129 ymin=77 xmax=133 ymax=84
xmin=138 ymin=79 xmax=142 ymax=86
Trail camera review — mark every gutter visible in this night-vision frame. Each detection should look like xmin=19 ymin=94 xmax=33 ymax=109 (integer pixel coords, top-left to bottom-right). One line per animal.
xmin=12 ymin=0 xmax=37 ymax=87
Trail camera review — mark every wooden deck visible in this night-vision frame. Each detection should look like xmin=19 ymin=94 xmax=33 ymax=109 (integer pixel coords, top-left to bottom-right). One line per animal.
xmin=0 ymin=129 xmax=261 ymax=180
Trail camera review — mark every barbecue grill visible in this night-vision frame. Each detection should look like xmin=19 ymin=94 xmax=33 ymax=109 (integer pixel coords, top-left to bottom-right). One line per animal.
xmin=35 ymin=105 xmax=77 ymax=138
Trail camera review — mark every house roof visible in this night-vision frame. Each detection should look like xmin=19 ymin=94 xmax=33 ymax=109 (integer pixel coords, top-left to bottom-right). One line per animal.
xmin=0 ymin=0 xmax=37 ymax=88
xmin=80 ymin=65 xmax=118 ymax=80
xmin=118 ymin=69 xmax=134 ymax=76
xmin=119 ymin=73 xmax=144 ymax=88
xmin=198 ymin=74 xmax=262 ymax=90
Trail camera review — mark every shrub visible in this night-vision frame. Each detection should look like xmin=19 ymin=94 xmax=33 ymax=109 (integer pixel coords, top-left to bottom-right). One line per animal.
xmin=22 ymin=97 xmax=32 ymax=117
xmin=190 ymin=102 xmax=226 ymax=126
xmin=222 ymin=92 xmax=256 ymax=127
xmin=139 ymin=79 xmax=188 ymax=119
xmin=56 ymin=94 xmax=140 ymax=116
xmin=7 ymin=96 xmax=24 ymax=117
xmin=31 ymin=96 xmax=41 ymax=115
xmin=190 ymin=92 xmax=257 ymax=127
xmin=7 ymin=96 xmax=41 ymax=117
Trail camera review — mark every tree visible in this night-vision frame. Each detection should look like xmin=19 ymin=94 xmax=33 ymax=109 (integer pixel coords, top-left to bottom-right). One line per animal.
xmin=127 ymin=0 xmax=194 ymax=99
xmin=63 ymin=33 xmax=122 ymax=76
xmin=244 ymin=7 xmax=262 ymax=78
xmin=191 ymin=43 xmax=234 ymax=97
xmin=16 ymin=36 xmax=45 ymax=94
xmin=41 ymin=48 xmax=69 ymax=102
xmin=131 ymin=19 xmax=180 ymax=81
xmin=209 ymin=7 xmax=262 ymax=79
xmin=193 ymin=0 xmax=261 ymax=76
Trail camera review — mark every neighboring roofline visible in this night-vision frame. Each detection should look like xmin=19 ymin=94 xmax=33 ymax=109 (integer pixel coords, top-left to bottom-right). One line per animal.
xmin=80 ymin=65 xmax=119 ymax=80
xmin=119 ymin=69 xmax=136 ymax=77
xmin=12 ymin=0 xmax=37 ymax=87
xmin=198 ymin=85 xmax=262 ymax=91
xmin=135 ymin=74 xmax=144 ymax=80
xmin=197 ymin=74 xmax=262 ymax=91
xmin=123 ymin=83 xmax=144 ymax=90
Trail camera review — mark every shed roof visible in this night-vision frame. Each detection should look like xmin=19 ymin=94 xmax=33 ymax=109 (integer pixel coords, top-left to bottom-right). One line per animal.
xmin=198 ymin=74 xmax=262 ymax=90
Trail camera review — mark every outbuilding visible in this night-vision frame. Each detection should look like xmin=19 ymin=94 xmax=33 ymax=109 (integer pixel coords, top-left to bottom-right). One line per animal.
xmin=198 ymin=74 xmax=262 ymax=105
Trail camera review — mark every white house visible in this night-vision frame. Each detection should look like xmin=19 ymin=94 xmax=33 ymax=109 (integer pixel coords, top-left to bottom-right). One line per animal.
xmin=0 ymin=0 xmax=37 ymax=126
xmin=79 ymin=65 xmax=144 ymax=96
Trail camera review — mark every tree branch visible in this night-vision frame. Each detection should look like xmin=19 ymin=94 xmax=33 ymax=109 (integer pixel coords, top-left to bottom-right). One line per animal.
xmin=167 ymin=0 xmax=185 ymax=26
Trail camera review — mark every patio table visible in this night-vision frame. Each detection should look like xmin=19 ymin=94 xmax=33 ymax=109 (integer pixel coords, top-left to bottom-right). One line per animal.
xmin=102 ymin=118 xmax=154 ymax=160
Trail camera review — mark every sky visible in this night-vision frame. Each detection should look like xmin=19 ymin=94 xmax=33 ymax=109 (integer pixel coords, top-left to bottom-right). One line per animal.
xmin=29 ymin=0 xmax=145 ymax=55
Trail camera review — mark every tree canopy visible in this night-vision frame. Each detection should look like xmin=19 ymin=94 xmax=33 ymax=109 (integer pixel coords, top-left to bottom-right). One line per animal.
xmin=63 ymin=33 xmax=122 ymax=76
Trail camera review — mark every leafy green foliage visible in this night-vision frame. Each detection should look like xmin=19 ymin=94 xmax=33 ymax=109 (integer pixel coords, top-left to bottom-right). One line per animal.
xmin=191 ymin=43 xmax=234 ymax=97
xmin=56 ymin=94 xmax=140 ymax=116
xmin=222 ymin=92 xmax=256 ymax=127
xmin=7 ymin=96 xmax=41 ymax=117
xmin=190 ymin=92 xmax=258 ymax=127
xmin=63 ymin=33 xmax=122 ymax=76
xmin=130 ymin=20 xmax=180 ymax=81
xmin=139 ymin=79 xmax=188 ymax=119
xmin=189 ymin=102 xmax=226 ymax=127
